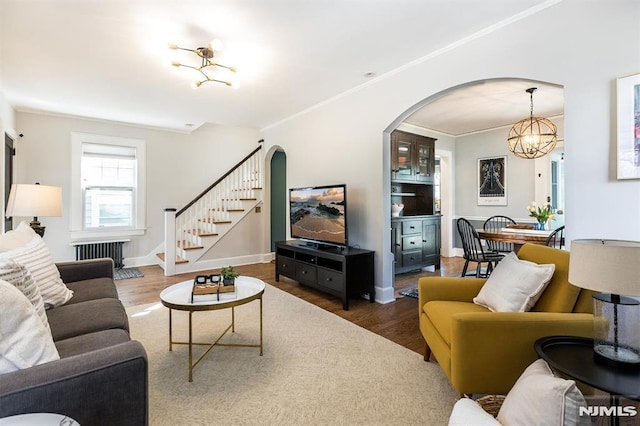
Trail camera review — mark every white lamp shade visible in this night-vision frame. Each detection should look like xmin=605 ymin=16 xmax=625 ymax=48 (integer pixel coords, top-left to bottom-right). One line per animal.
xmin=5 ymin=184 xmax=63 ymax=218
xmin=568 ymin=239 xmax=640 ymax=296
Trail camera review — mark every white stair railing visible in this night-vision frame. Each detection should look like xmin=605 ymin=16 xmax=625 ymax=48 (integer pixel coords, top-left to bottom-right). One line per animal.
xmin=163 ymin=146 xmax=263 ymax=275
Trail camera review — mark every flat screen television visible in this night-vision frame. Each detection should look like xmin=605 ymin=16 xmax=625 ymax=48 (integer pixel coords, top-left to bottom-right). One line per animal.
xmin=289 ymin=184 xmax=347 ymax=248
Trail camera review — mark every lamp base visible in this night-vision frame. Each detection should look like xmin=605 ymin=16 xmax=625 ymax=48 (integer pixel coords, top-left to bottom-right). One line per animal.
xmin=592 ymin=293 xmax=640 ymax=369
xmin=29 ymin=217 xmax=45 ymax=237
xmin=594 ymin=344 xmax=640 ymax=368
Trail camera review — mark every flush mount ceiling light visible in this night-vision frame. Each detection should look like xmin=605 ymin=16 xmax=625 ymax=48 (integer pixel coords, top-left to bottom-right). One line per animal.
xmin=168 ymin=39 xmax=238 ymax=89
xmin=507 ymin=87 xmax=557 ymax=159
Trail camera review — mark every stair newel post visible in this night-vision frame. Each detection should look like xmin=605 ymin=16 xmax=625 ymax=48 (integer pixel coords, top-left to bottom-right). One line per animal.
xmin=164 ymin=208 xmax=177 ymax=276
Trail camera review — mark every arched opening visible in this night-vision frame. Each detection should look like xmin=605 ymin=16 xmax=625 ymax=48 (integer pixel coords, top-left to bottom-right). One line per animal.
xmin=266 ymin=146 xmax=287 ymax=252
xmin=381 ymin=78 xmax=564 ymax=297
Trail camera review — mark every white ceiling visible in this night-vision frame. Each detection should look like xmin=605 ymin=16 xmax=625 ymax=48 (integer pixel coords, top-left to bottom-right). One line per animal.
xmin=405 ymin=80 xmax=564 ymax=136
xmin=0 ymin=0 xmax=562 ymax=133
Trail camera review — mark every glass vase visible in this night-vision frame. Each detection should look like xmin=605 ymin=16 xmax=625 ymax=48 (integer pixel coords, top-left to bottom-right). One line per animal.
xmin=534 ymin=221 xmax=547 ymax=231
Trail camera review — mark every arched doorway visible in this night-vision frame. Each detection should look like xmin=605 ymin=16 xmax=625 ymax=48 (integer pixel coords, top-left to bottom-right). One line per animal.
xmin=269 ymin=149 xmax=287 ymax=251
xmin=383 ymin=78 xmax=564 ymax=290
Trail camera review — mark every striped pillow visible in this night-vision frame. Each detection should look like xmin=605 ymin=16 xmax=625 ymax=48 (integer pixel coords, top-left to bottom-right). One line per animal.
xmin=0 ymin=258 xmax=50 ymax=332
xmin=0 ymin=279 xmax=60 ymax=373
xmin=0 ymin=236 xmax=73 ymax=308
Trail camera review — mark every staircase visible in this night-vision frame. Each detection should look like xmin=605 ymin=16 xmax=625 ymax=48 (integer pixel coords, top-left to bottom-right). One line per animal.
xmin=158 ymin=146 xmax=263 ymax=275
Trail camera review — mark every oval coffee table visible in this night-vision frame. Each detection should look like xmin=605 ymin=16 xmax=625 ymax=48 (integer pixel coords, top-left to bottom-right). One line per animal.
xmin=160 ymin=276 xmax=265 ymax=382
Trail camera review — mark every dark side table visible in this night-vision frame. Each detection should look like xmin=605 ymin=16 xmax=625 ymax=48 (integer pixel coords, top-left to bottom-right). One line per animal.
xmin=535 ymin=336 xmax=640 ymax=426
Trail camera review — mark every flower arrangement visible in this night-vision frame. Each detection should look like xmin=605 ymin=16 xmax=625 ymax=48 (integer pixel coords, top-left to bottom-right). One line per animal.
xmin=527 ymin=201 xmax=555 ymax=227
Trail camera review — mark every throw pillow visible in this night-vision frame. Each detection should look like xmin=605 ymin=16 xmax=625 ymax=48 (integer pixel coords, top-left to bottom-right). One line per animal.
xmin=448 ymin=398 xmax=501 ymax=426
xmin=0 ymin=258 xmax=50 ymax=332
xmin=473 ymin=251 xmax=554 ymax=312
xmin=0 ymin=232 xmax=73 ymax=308
xmin=0 ymin=221 xmax=37 ymax=252
xmin=497 ymin=359 xmax=589 ymax=426
xmin=0 ymin=279 xmax=60 ymax=374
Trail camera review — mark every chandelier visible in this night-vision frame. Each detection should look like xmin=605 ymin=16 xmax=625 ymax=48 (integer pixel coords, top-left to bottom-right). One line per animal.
xmin=507 ymin=87 xmax=557 ymax=159
xmin=168 ymin=39 xmax=238 ymax=89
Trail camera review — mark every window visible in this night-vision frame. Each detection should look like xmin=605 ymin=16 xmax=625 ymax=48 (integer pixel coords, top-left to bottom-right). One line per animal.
xmin=71 ymin=133 xmax=145 ymax=238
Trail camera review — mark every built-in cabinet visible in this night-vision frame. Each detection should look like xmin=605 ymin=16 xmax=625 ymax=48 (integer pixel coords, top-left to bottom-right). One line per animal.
xmin=391 ymin=215 xmax=441 ymax=274
xmin=390 ymin=130 xmax=441 ymax=274
xmin=391 ymin=130 xmax=435 ymax=184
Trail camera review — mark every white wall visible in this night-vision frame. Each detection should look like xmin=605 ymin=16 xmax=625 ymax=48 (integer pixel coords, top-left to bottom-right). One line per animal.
xmin=262 ymin=0 xmax=640 ymax=303
xmin=455 ymin=118 xmax=564 ymax=223
xmin=14 ymin=112 xmax=261 ymax=262
xmin=0 ymin=90 xmax=17 ymax=233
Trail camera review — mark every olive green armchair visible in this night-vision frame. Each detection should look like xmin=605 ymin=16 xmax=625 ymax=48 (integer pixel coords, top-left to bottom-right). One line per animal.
xmin=418 ymin=243 xmax=595 ymax=395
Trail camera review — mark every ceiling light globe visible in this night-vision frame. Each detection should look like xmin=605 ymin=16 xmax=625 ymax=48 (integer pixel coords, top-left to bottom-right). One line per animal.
xmin=507 ymin=117 xmax=558 ymax=159
xmin=191 ymin=81 xmax=202 ymax=90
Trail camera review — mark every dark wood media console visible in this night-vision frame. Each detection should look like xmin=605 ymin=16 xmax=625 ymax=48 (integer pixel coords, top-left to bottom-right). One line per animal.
xmin=274 ymin=240 xmax=375 ymax=310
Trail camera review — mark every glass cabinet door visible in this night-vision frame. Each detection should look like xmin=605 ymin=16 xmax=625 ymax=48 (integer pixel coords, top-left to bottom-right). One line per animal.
xmin=415 ymin=139 xmax=433 ymax=182
xmin=393 ymin=139 xmax=414 ymax=180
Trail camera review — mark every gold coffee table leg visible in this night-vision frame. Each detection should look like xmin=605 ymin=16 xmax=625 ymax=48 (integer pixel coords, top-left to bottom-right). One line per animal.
xmin=232 ymin=306 xmax=235 ymax=332
xmin=188 ymin=311 xmax=193 ymax=382
xmin=168 ymin=308 xmax=173 ymax=351
xmin=260 ymin=295 xmax=263 ymax=356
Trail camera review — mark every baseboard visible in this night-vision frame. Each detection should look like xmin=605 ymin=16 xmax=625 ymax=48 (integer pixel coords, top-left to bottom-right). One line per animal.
xmin=122 ymin=252 xmax=274 ymax=273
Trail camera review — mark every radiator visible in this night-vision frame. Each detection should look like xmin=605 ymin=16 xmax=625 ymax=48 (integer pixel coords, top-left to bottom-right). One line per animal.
xmin=73 ymin=240 xmax=127 ymax=269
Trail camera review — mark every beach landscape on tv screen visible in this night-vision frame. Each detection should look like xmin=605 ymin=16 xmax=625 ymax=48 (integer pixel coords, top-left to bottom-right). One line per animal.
xmin=290 ymin=186 xmax=346 ymax=245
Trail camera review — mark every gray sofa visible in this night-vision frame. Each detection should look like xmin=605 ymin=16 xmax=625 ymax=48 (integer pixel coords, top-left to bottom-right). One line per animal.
xmin=0 ymin=258 xmax=148 ymax=425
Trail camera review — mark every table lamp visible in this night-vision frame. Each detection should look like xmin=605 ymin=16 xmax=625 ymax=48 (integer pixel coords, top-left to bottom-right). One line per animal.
xmin=5 ymin=183 xmax=63 ymax=237
xmin=569 ymin=239 xmax=640 ymax=367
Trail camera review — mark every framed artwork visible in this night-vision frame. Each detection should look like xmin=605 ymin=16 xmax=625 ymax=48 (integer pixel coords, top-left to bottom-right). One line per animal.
xmin=477 ymin=156 xmax=507 ymax=206
xmin=617 ymin=72 xmax=640 ymax=179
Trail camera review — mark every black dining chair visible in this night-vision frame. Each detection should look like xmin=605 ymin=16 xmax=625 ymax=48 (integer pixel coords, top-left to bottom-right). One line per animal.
xmin=483 ymin=215 xmax=517 ymax=253
xmin=545 ymin=226 xmax=565 ymax=249
xmin=457 ymin=217 xmax=505 ymax=278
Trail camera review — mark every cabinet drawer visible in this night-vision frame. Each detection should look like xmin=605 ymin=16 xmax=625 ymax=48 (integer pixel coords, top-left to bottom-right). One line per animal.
xmin=401 ymin=220 xmax=422 ymax=235
xmin=296 ymin=264 xmax=317 ymax=285
xmin=402 ymin=250 xmax=423 ymax=267
xmin=277 ymin=257 xmax=296 ymax=276
xmin=318 ymin=269 xmax=344 ymax=292
xmin=402 ymin=235 xmax=422 ymax=251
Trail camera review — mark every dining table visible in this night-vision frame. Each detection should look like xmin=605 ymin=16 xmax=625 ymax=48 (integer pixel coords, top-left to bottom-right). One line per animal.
xmin=477 ymin=226 xmax=553 ymax=253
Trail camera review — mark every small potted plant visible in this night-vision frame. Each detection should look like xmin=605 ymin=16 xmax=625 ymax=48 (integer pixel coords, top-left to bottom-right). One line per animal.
xmin=221 ymin=265 xmax=239 ymax=286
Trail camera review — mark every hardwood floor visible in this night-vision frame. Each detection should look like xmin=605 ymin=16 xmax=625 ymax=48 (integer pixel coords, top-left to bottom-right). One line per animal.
xmin=115 ymin=256 xmax=466 ymax=356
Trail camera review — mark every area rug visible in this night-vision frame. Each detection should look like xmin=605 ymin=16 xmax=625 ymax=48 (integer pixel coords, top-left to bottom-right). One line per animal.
xmin=114 ymin=267 xmax=144 ymax=280
xmin=400 ymin=286 xmax=419 ymax=299
xmin=127 ymin=284 xmax=458 ymax=425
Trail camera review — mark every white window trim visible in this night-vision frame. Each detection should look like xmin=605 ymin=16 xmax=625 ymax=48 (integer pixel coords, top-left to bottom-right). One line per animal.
xmin=71 ymin=132 xmax=146 ymax=239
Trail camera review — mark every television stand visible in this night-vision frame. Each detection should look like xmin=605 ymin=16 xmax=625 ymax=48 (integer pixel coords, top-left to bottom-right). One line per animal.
xmin=275 ymin=240 xmax=375 ymax=310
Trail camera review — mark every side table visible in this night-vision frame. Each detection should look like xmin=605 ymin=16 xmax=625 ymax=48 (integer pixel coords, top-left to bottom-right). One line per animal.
xmin=535 ymin=336 xmax=640 ymax=426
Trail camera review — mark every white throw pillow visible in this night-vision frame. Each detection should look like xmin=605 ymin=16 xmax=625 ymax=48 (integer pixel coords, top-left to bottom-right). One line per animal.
xmin=497 ymin=359 xmax=589 ymax=426
xmin=473 ymin=252 xmax=554 ymax=312
xmin=0 ymin=258 xmax=50 ymax=332
xmin=0 ymin=279 xmax=60 ymax=374
xmin=0 ymin=231 xmax=73 ymax=308
xmin=0 ymin=221 xmax=37 ymax=252
xmin=449 ymin=398 xmax=501 ymax=426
